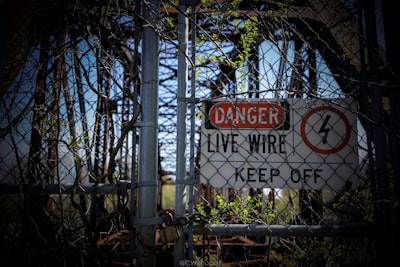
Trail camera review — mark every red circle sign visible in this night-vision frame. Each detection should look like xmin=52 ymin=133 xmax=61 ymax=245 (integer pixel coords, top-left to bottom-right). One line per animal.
xmin=300 ymin=106 xmax=351 ymax=154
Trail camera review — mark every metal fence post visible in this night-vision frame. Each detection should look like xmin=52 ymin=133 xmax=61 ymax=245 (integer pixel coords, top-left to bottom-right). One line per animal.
xmin=136 ymin=0 xmax=160 ymax=266
xmin=175 ymin=1 xmax=189 ymax=266
xmin=364 ymin=0 xmax=393 ymax=263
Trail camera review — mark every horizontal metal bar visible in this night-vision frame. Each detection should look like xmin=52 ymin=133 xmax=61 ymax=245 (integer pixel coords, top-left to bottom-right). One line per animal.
xmin=191 ymin=223 xmax=374 ymax=237
xmin=175 ymin=179 xmax=197 ymax=185
xmin=0 ymin=182 xmax=131 ymax=195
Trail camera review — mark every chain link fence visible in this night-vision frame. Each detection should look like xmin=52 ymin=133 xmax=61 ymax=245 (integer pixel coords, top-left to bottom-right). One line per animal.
xmin=1 ymin=0 xmax=398 ymax=266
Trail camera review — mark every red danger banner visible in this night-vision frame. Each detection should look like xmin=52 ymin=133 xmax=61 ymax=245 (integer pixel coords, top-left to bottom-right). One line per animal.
xmin=208 ymin=102 xmax=285 ymax=129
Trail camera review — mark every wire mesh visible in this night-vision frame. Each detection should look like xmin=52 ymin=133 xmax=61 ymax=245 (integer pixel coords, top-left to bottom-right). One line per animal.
xmin=0 ymin=0 xmax=396 ymax=266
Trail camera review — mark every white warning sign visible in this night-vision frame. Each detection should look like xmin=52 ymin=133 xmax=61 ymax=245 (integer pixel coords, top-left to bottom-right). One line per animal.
xmin=200 ymin=98 xmax=359 ymax=190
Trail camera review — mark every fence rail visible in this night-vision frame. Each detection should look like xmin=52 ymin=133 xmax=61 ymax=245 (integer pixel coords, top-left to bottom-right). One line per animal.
xmin=0 ymin=182 xmax=131 ymax=195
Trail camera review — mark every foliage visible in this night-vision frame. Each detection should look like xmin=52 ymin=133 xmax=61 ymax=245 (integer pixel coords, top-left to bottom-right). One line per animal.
xmin=196 ymin=193 xmax=275 ymax=224
xmin=162 ymin=184 xmax=176 ymax=210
